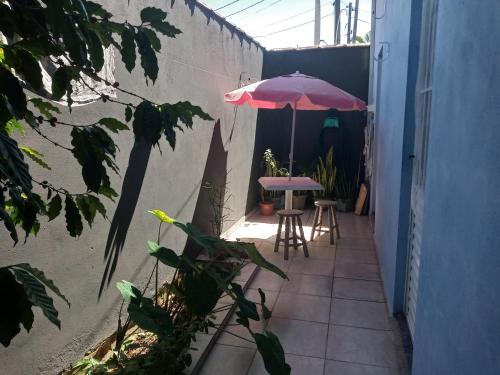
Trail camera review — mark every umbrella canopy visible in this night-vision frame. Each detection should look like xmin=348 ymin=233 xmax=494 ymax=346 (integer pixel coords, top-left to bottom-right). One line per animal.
xmin=224 ymin=72 xmax=366 ymax=111
xmin=224 ymin=71 xmax=366 ymax=181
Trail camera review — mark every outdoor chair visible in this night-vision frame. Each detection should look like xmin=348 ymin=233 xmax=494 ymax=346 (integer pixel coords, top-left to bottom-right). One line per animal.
xmin=310 ymin=200 xmax=340 ymax=244
xmin=274 ymin=209 xmax=309 ymax=260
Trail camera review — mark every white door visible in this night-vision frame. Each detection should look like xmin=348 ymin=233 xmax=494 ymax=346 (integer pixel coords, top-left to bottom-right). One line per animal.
xmin=405 ymin=0 xmax=439 ymax=340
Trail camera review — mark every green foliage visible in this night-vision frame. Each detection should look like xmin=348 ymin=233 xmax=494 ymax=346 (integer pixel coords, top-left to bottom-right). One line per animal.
xmin=312 ymin=147 xmax=336 ymax=199
xmin=0 ymin=263 xmax=69 ymax=347
xmin=72 ymin=212 xmax=290 ymax=374
xmin=261 ymin=149 xmax=289 ymax=201
xmin=334 ymin=169 xmax=357 ymax=200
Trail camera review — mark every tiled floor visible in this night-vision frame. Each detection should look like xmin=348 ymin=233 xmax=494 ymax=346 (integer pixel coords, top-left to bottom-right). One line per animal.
xmin=198 ymin=210 xmax=409 ymax=375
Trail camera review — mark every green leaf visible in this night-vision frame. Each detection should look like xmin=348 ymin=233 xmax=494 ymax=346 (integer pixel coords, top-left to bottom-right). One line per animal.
xmin=142 ymin=28 xmax=161 ymax=52
xmin=120 ymin=27 xmax=136 ymax=73
xmin=19 ymin=147 xmax=51 ymax=170
xmin=258 ymin=288 xmax=272 ymax=319
xmin=148 ymin=209 xmax=176 ymax=224
xmin=29 ymin=98 xmax=61 ymax=118
xmin=0 ymin=269 xmax=33 ymax=347
xmin=140 ymin=7 xmax=167 ymax=23
xmin=0 ymin=133 xmax=32 ymax=194
xmin=87 ymin=29 xmax=105 ymax=72
xmin=75 ymin=195 xmax=96 ymax=227
xmin=132 ymin=101 xmax=162 ymax=143
xmin=47 ymin=194 xmax=62 ymax=221
xmin=128 ymin=297 xmax=173 ymax=338
xmin=98 ymin=118 xmax=129 ymax=133
xmin=135 ymin=30 xmax=158 ymax=83
xmin=4 ymin=48 xmax=43 ymax=90
xmin=65 ymin=195 xmax=83 ymax=237
xmin=5 ymin=118 xmax=25 ymax=136
xmin=125 ymin=106 xmax=133 ymax=122
xmin=254 ymin=330 xmax=291 ymax=375
xmin=85 ymin=195 xmax=107 ymax=219
xmin=0 ymin=207 xmax=18 ymax=244
xmin=239 ymin=242 xmax=287 ymax=279
xmin=13 ymin=263 xmax=70 ymax=307
xmin=184 ymin=270 xmax=221 ymax=316
xmin=116 ymin=280 xmax=141 ymax=304
xmin=51 ymin=67 xmax=75 ymax=101
xmin=99 ymin=186 xmax=118 ymax=201
xmin=231 ymin=283 xmax=259 ymax=321
xmin=0 ymin=66 xmax=27 ymax=117
xmin=11 ymin=268 xmax=61 ymax=329
xmin=148 ymin=241 xmax=179 ymax=268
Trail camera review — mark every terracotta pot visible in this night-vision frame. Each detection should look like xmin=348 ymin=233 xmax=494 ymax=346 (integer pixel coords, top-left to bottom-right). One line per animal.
xmin=259 ymin=201 xmax=274 ymax=216
xmin=292 ymin=195 xmax=307 ymax=209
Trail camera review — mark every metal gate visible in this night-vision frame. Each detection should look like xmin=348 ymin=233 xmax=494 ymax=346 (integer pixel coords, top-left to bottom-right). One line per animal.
xmin=405 ymin=0 xmax=439 ymax=340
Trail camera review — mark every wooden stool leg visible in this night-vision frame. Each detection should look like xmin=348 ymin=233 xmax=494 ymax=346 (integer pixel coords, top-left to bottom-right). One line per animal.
xmin=274 ymin=215 xmax=284 ymax=252
xmin=284 ymin=216 xmax=290 ymax=260
xmin=328 ymin=206 xmax=334 ymax=245
xmin=310 ymin=206 xmax=320 ymax=241
xmin=333 ymin=208 xmax=340 ymax=238
xmin=297 ymin=216 xmax=309 ymax=258
xmin=318 ymin=206 xmax=324 ymax=235
xmin=292 ymin=216 xmax=298 ymax=249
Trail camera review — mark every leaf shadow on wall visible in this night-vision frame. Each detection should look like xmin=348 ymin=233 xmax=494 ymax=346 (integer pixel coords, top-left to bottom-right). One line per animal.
xmin=98 ymin=138 xmax=152 ymax=298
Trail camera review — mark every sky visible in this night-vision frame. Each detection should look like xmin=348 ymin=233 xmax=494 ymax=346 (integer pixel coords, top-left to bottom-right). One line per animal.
xmin=199 ymin=0 xmax=372 ymax=49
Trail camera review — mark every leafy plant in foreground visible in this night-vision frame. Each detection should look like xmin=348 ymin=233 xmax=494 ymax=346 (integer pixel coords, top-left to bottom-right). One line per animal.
xmin=68 ymin=210 xmax=290 ymax=375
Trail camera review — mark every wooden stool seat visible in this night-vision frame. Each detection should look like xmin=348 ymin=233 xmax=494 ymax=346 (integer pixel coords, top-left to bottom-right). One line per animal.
xmin=310 ymin=200 xmax=340 ymax=244
xmin=274 ymin=209 xmax=309 ymax=260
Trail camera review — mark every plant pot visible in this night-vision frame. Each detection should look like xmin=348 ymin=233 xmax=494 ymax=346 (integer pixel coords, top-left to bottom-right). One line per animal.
xmin=259 ymin=201 xmax=274 ymax=216
xmin=292 ymin=195 xmax=307 ymax=209
xmin=335 ymin=199 xmax=354 ymax=212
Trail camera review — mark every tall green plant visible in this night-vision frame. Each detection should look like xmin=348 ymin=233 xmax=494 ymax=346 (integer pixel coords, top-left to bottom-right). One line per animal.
xmin=0 ymin=2 xmax=211 ymax=346
xmin=312 ymin=147 xmax=336 ymax=199
xmin=334 ymin=169 xmax=357 ymax=200
xmin=261 ymin=149 xmax=288 ymax=201
xmin=70 ymin=210 xmax=291 ymax=375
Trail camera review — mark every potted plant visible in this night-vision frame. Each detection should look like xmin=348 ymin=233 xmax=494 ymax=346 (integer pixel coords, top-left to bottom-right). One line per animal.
xmin=334 ymin=170 xmax=357 ymax=212
xmin=312 ymin=147 xmax=336 ymax=200
xmin=260 ymin=149 xmax=288 ymax=215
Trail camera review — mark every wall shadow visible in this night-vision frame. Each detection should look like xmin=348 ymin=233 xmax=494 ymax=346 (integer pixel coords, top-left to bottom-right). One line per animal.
xmin=99 ymin=138 xmax=152 ymax=297
xmin=183 ymin=119 xmax=228 ymax=259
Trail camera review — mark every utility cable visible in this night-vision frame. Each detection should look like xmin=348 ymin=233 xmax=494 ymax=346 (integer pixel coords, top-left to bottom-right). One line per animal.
xmin=215 ymin=0 xmax=242 ymax=11
xmin=224 ymin=0 xmax=266 ymax=18
xmin=256 ymin=0 xmax=283 ymax=13
xmin=263 ymin=0 xmax=330 ymax=27
xmin=254 ymin=12 xmax=333 ymax=38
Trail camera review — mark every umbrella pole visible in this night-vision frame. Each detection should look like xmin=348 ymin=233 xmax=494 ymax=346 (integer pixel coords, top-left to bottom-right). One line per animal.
xmin=285 ymin=102 xmax=297 ymax=210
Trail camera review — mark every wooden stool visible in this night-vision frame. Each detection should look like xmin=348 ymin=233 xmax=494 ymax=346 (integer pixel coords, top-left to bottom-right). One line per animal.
xmin=310 ymin=200 xmax=340 ymax=244
xmin=274 ymin=209 xmax=309 ymax=260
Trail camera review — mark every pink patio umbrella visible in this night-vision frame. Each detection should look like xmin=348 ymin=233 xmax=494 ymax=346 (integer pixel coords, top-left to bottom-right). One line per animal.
xmin=224 ymin=71 xmax=366 ymax=178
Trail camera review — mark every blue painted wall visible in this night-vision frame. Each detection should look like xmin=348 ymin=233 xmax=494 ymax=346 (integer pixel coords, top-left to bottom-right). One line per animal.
xmin=372 ymin=0 xmax=418 ymax=313
xmin=412 ymin=1 xmax=500 ymax=374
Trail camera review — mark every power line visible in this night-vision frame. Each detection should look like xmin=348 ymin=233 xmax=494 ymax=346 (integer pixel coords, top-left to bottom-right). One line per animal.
xmin=264 ymin=0 xmax=330 ymax=27
xmin=256 ymin=0 xmax=283 ymax=13
xmin=224 ymin=0 xmax=266 ymax=18
xmin=254 ymin=12 xmax=334 ymax=38
xmin=215 ymin=0 xmax=241 ymax=12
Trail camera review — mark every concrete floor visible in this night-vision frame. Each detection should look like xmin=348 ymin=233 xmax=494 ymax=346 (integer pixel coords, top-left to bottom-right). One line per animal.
xmin=198 ymin=210 xmax=410 ymax=375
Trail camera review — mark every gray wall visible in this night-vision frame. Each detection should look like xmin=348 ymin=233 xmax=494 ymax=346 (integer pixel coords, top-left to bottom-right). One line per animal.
xmin=412 ymin=1 xmax=500 ymax=374
xmin=0 ymin=1 xmax=263 ymax=374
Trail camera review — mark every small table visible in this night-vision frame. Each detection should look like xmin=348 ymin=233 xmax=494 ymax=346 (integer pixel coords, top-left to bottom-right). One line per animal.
xmin=258 ymin=177 xmax=324 ymax=210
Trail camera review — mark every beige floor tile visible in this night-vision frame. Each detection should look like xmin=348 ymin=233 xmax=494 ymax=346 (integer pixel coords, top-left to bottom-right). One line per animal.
xmin=336 ymin=249 xmax=378 ymax=265
xmin=267 ymin=317 xmax=328 ymax=358
xmin=289 ymin=257 xmax=335 ymax=276
xmin=336 ymin=237 xmax=375 ymax=250
xmin=199 ymin=344 xmax=256 ymax=375
xmin=303 ymin=244 xmax=336 ymax=259
xmin=330 ymin=299 xmax=391 ymax=330
xmin=334 ymin=262 xmax=381 ymax=281
xmin=326 ymin=325 xmax=399 ymax=368
xmin=333 ymin=278 xmax=385 ymax=302
xmin=282 ymin=273 xmax=333 ymax=297
xmin=250 ymin=269 xmax=286 ymax=292
xmin=234 ymin=263 xmax=258 ymax=283
xmin=248 ymin=353 xmax=325 ymax=375
xmin=184 ymin=333 xmax=214 ymax=375
xmin=324 ymin=360 xmax=397 ymax=375
xmin=273 ymin=292 xmax=331 ymax=323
